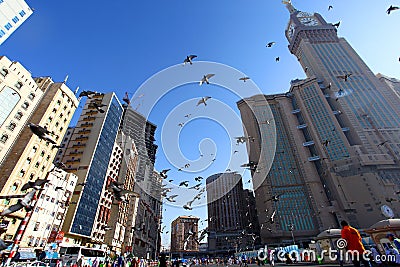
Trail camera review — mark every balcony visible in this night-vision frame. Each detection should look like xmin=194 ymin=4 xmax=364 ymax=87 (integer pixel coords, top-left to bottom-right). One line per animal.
xmin=69 ymin=151 xmax=84 ymax=156
xmin=80 ymin=123 xmax=93 ymax=127
xmin=308 ymin=155 xmax=321 ymax=161
xmin=74 ymin=136 xmax=89 ymax=142
xmin=77 ymin=129 xmax=91 ymax=135
xmin=292 ymin=109 xmax=301 ymax=114
xmin=83 ymin=116 xmax=96 ymax=122
xmin=297 ymin=124 xmax=307 ymax=129
xmin=303 ymin=140 xmax=315 ymax=146
xmin=342 ymin=127 xmax=350 ymax=132
xmin=72 ymin=144 xmax=86 ymax=148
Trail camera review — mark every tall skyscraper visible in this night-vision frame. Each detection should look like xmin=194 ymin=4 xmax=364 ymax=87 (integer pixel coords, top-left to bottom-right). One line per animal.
xmin=206 ymin=173 xmax=258 ymax=252
xmin=238 ymin=3 xmax=400 ymax=243
xmin=0 ymin=0 xmax=33 ymax=45
xmin=0 ymin=74 xmax=78 ymax=243
xmin=59 ymin=93 xmax=123 ymax=245
xmin=170 ymin=216 xmax=199 ymax=253
xmin=120 ymin=106 xmax=161 ymax=258
xmin=376 ymin=74 xmax=400 ymax=100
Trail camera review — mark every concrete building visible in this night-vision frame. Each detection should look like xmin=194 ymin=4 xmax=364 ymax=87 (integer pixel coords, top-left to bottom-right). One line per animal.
xmin=104 ymin=131 xmax=140 ymax=254
xmin=21 ymin=167 xmax=78 ymax=249
xmin=59 ymin=93 xmax=124 ymax=246
xmin=170 ymin=216 xmax=199 ymax=253
xmin=237 ymin=2 xmax=400 ymax=244
xmin=0 ymin=56 xmax=45 ymax=166
xmin=376 ymin=73 xmax=400 ymax=100
xmin=0 ymin=75 xmax=78 ymax=243
xmin=0 ymin=0 xmax=33 ymax=45
xmin=206 ymin=173 xmax=258 ymax=253
xmin=120 ymin=106 xmax=161 ymax=259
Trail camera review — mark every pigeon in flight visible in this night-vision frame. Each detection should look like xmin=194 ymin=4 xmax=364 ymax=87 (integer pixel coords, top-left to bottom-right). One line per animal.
xmin=196 ymin=96 xmax=212 ymax=106
xmin=194 ymin=176 xmax=203 ymax=182
xmin=27 ymin=123 xmax=61 ymax=149
xmin=337 ymin=73 xmax=352 ymax=81
xmin=328 ymin=5 xmax=333 ymax=11
xmin=1 ymin=189 xmax=39 ymax=216
xmin=178 ymin=123 xmax=185 ymax=127
xmin=239 ymin=77 xmax=250 ymax=82
xmin=108 ymin=181 xmax=137 ymax=203
xmin=179 ymin=181 xmax=189 ymax=187
xmin=275 ymin=57 xmax=280 ymax=62
xmin=183 ymin=200 xmax=195 ymax=210
xmin=166 ymin=195 xmax=178 ymax=202
xmin=122 ymin=92 xmax=130 ymax=105
xmin=235 ymin=136 xmax=248 ymax=144
xmin=168 ymin=179 xmax=174 ymax=183
xmin=189 ymin=183 xmax=202 ymax=190
xmin=184 ymin=163 xmax=190 ymax=168
xmin=183 ymin=55 xmax=197 ymax=65
xmin=266 ymin=194 xmax=284 ymax=202
xmin=21 ymin=178 xmax=50 ymax=191
xmin=322 ymin=140 xmax=330 ymax=147
xmin=332 ymin=21 xmax=341 ymax=28
xmin=88 ymin=102 xmax=107 ymax=113
xmin=50 ymin=161 xmax=67 ymax=172
xmin=266 ymin=42 xmax=276 ymax=48
xmin=387 ymin=5 xmax=399 ymax=14
xmin=160 ymin=169 xmax=170 ymax=179
xmin=184 ymin=114 xmax=192 ymax=118
xmin=199 ymin=74 xmax=215 ymax=86
xmin=377 ymin=140 xmax=389 ymax=147
xmin=78 ymin=90 xmax=96 ymax=98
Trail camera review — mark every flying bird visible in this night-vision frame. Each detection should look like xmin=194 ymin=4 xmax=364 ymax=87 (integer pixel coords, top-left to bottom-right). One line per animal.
xmin=233 ymin=150 xmax=239 ymax=154
xmin=199 ymin=74 xmax=215 ymax=86
xmin=275 ymin=57 xmax=280 ymax=62
xmin=189 ymin=183 xmax=202 ymax=190
xmin=78 ymin=90 xmax=96 ymax=98
xmin=266 ymin=194 xmax=284 ymax=202
xmin=88 ymin=102 xmax=107 ymax=113
xmin=108 ymin=181 xmax=137 ymax=203
xmin=122 ymin=92 xmax=130 ymax=105
xmin=184 ymin=114 xmax=191 ymax=118
xmin=194 ymin=176 xmax=203 ymax=182
xmin=266 ymin=42 xmax=276 ymax=48
xmin=183 ymin=55 xmax=197 ymax=65
xmin=21 ymin=178 xmax=50 ymax=191
xmin=1 ymin=189 xmax=38 ymax=216
xmin=196 ymin=96 xmax=212 ymax=106
xmin=55 ymin=186 xmax=63 ymax=191
xmin=184 ymin=163 xmax=190 ymax=168
xmin=166 ymin=195 xmax=178 ymax=203
xmin=183 ymin=200 xmax=195 ymax=210
xmin=322 ymin=140 xmax=330 ymax=147
xmin=50 ymin=161 xmax=67 ymax=172
xmin=269 ymin=210 xmax=276 ymax=224
xmin=377 ymin=140 xmax=389 ymax=147
xmin=387 ymin=5 xmax=399 ymax=15
xmin=328 ymin=5 xmax=333 ymax=11
xmin=239 ymin=77 xmax=250 ymax=82
xmin=160 ymin=169 xmax=170 ymax=179
xmin=27 ymin=123 xmax=61 ymax=149
xmin=179 ymin=181 xmax=189 ymax=187
xmin=332 ymin=21 xmax=341 ymax=28
xmin=178 ymin=123 xmax=185 ymax=127
xmin=337 ymin=73 xmax=352 ymax=81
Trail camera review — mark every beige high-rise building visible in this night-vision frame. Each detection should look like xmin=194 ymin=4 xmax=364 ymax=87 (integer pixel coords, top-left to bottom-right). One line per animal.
xmin=0 ymin=75 xmax=78 ymax=242
xmin=376 ymin=74 xmax=400 ymax=100
xmin=0 ymin=56 xmax=45 ymax=166
xmin=170 ymin=216 xmax=199 ymax=253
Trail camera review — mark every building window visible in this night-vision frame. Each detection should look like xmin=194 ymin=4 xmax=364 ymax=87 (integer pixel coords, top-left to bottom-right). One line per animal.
xmin=19 ymin=10 xmax=26 ymax=17
xmin=0 ymin=30 xmax=5 ymax=38
xmin=7 ymin=122 xmax=16 ymax=131
xmin=4 ymin=23 xmax=12 ymax=30
xmin=32 ymin=146 xmax=37 ymax=153
xmin=35 ymin=162 xmax=40 ymax=168
xmin=11 ymin=182 xmax=19 ymax=191
xmin=0 ymin=68 xmax=8 ymax=77
xmin=0 ymin=134 xmax=8 ymax=143
xmin=40 ymin=150 xmax=45 ymax=157
xmin=26 ymin=157 xmax=31 ymax=165
xmin=15 ymin=81 xmax=23 ymax=89
xmin=18 ymin=170 xmax=25 ymax=177
xmin=12 ymin=16 xmax=19 ymax=23
xmin=0 ymin=87 xmax=20 ymax=126
xmin=34 ymin=222 xmax=40 ymax=231
xmin=14 ymin=111 xmax=23 ymax=120
xmin=28 ymin=93 xmax=35 ymax=100
xmin=21 ymin=101 xmax=29 ymax=110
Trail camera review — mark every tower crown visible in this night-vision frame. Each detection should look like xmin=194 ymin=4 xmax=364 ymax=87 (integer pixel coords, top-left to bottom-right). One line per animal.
xmin=282 ymin=0 xmax=297 ymax=14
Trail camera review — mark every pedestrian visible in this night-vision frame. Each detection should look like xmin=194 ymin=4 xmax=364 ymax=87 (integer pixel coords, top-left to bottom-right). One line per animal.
xmin=387 ymin=234 xmax=400 ymax=251
xmin=77 ymin=256 xmax=85 ymax=267
xmin=340 ymin=220 xmax=371 ymax=267
xmin=159 ymin=253 xmax=167 ymax=267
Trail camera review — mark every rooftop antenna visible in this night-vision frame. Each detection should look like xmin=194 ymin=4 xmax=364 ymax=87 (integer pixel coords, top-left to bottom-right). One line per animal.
xmin=63 ymin=74 xmax=69 ymax=84
xmin=74 ymin=86 xmax=80 ymax=95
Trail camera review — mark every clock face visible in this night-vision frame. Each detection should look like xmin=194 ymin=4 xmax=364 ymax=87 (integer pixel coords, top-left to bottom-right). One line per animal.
xmin=381 ymin=205 xmax=394 ymax=218
xmin=288 ymin=23 xmax=296 ymax=39
xmin=297 ymin=12 xmax=313 ymax=18
xmin=300 ymin=17 xmax=319 ymax=26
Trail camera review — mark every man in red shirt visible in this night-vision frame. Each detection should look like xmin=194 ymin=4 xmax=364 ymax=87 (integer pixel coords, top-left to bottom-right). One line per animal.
xmin=340 ymin=220 xmax=371 ymax=267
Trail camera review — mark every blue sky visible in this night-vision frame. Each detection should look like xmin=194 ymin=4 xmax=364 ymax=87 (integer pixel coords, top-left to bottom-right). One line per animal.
xmin=2 ymin=0 xmax=399 ymax=249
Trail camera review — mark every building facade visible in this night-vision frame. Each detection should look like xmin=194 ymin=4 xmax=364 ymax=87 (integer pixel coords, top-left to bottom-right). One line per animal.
xmin=170 ymin=216 xmax=199 ymax=253
xmin=120 ymin=106 xmax=161 ymax=258
xmin=59 ymin=93 xmax=123 ymax=245
xmin=237 ymin=2 xmax=400 ymax=243
xmin=0 ymin=0 xmax=33 ymax=45
xmin=0 ymin=75 xmax=78 ymax=243
xmin=376 ymin=73 xmax=400 ymax=100
xmin=206 ymin=173 xmax=258 ymax=252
